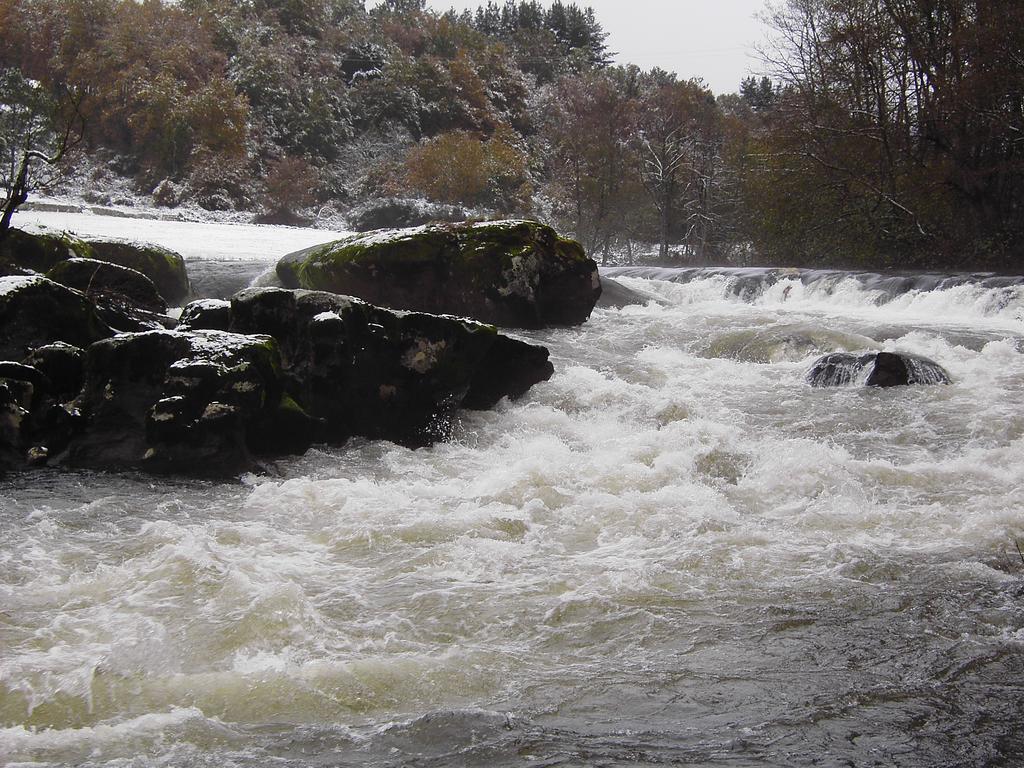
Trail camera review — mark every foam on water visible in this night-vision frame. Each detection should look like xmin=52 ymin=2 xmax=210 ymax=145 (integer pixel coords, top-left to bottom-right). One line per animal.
xmin=2 ymin=268 xmax=1024 ymax=765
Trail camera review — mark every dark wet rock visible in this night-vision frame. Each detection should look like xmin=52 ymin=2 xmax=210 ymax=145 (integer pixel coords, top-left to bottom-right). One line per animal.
xmin=67 ymin=329 xmax=313 ymax=475
xmin=46 ymin=258 xmax=168 ymax=313
xmin=0 ymin=352 xmax=88 ymax=469
xmin=0 ymin=276 xmax=114 ymax=361
xmin=277 ymin=220 xmax=601 ymax=329
xmin=232 ymin=288 xmax=492 ymax=445
xmin=462 ymin=334 xmax=555 ymax=410
xmin=178 ymin=299 xmax=232 ymax=331
xmin=0 ymin=377 xmax=32 ymax=471
xmin=0 ymin=263 xmax=39 ymax=278
xmin=806 ymin=351 xmax=952 ymax=388
xmin=347 ymin=197 xmax=475 ymax=232
xmin=230 ymin=287 xmax=553 ymax=445
xmin=84 ymin=237 xmax=190 ymax=305
xmin=0 ymin=361 xmax=51 ymax=403
xmin=23 ymin=343 xmax=85 ymax=399
xmin=0 ymin=228 xmax=93 ymax=273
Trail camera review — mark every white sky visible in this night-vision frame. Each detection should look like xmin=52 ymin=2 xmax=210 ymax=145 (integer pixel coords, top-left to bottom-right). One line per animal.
xmin=425 ymin=0 xmax=771 ymax=94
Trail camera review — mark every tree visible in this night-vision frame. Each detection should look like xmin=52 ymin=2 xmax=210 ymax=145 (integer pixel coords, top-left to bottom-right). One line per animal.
xmin=404 ymin=129 xmax=530 ymax=210
xmin=259 ymin=156 xmax=319 ymax=223
xmin=0 ymin=69 xmax=84 ymax=239
xmin=749 ymin=0 xmax=1024 ymax=268
xmin=544 ymin=68 xmax=640 ymax=262
xmin=635 ymin=74 xmax=721 ymax=262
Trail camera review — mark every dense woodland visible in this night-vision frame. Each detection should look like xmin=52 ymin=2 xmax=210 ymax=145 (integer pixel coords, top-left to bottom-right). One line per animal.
xmin=1 ymin=0 xmax=1022 ymax=270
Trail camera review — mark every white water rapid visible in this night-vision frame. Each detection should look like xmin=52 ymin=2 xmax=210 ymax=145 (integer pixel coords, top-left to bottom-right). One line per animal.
xmin=2 ymin=256 xmax=1023 ymax=766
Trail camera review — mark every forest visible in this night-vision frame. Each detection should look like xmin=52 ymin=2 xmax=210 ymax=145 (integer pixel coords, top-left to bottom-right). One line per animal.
xmin=2 ymin=0 xmax=1022 ymax=271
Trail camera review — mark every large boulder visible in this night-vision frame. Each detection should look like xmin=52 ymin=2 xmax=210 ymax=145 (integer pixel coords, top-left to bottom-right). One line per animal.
xmin=806 ymin=351 xmax=952 ymax=388
xmin=0 ymin=228 xmax=94 ymax=273
xmin=85 ymin=237 xmax=191 ymax=305
xmin=276 ymin=220 xmax=601 ymax=329
xmin=230 ymin=287 xmax=554 ymax=445
xmin=67 ymin=329 xmax=314 ymax=475
xmin=462 ymin=334 xmax=555 ymax=410
xmin=23 ymin=343 xmax=85 ymax=400
xmin=0 ymin=276 xmax=114 ymax=361
xmin=47 ymin=258 xmax=168 ymax=313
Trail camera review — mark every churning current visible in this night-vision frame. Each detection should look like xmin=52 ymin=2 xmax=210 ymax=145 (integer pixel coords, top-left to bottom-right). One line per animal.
xmin=2 ymin=266 xmax=1023 ymax=767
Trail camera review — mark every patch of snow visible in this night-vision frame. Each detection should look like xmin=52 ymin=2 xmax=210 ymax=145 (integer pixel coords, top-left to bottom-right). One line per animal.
xmin=13 ymin=208 xmax=349 ymax=266
xmin=0 ymin=275 xmax=43 ymax=297
xmin=313 ymin=311 xmax=342 ymax=323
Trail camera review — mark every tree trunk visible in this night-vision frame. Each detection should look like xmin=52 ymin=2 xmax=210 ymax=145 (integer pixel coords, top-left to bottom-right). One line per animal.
xmin=0 ymin=153 xmax=30 ymax=241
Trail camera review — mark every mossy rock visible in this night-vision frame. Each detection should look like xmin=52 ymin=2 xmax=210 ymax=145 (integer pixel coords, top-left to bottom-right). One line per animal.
xmin=276 ymin=220 xmax=601 ymax=329
xmin=68 ymin=329 xmax=309 ymax=475
xmin=0 ymin=228 xmax=94 ymax=273
xmin=85 ymin=237 xmax=191 ymax=305
xmin=47 ymin=258 xmax=168 ymax=314
xmin=0 ymin=276 xmax=114 ymax=361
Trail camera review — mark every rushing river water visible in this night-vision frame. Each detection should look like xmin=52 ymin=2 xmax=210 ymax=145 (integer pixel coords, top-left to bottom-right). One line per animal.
xmin=2 ymin=257 xmax=1024 ymax=767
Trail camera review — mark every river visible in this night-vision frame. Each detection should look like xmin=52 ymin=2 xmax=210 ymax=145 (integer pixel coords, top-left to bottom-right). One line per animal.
xmin=2 ymin=215 xmax=1023 ymax=766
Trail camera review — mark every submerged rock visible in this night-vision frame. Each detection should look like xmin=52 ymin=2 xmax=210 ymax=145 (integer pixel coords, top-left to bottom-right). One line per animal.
xmin=277 ymin=220 xmax=601 ymax=329
xmin=806 ymin=351 xmax=952 ymax=387
xmin=706 ymin=324 xmax=878 ymax=364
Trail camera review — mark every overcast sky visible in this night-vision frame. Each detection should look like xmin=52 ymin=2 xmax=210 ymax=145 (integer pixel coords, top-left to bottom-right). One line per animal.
xmin=424 ymin=0 xmax=771 ymax=94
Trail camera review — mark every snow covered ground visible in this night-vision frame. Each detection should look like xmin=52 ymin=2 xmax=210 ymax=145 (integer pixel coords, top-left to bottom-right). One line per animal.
xmin=12 ymin=206 xmax=350 ymax=299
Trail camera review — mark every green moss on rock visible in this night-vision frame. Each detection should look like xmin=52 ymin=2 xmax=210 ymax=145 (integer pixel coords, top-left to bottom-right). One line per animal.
xmin=276 ymin=220 xmax=601 ymax=328
xmin=85 ymin=238 xmax=191 ymax=305
xmin=0 ymin=228 xmax=94 ymax=273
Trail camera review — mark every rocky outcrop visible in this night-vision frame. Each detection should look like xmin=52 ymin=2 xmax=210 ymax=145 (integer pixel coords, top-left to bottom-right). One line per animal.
xmin=1 ymin=279 xmax=554 ymax=476
xmin=84 ymin=237 xmax=191 ymax=305
xmin=0 ymin=229 xmax=191 ymax=307
xmin=230 ymin=287 xmax=553 ymax=445
xmin=0 ymin=276 xmax=114 ymax=361
xmin=806 ymin=351 xmax=952 ymax=387
xmin=66 ymin=329 xmax=313 ymax=475
xmin=0 ymin=349 xmax=88 ymax=472
xmin=461 ymin=334 xmax=554 ymax=410
xmin=277 ymin=220 xmax=601 ymax=329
